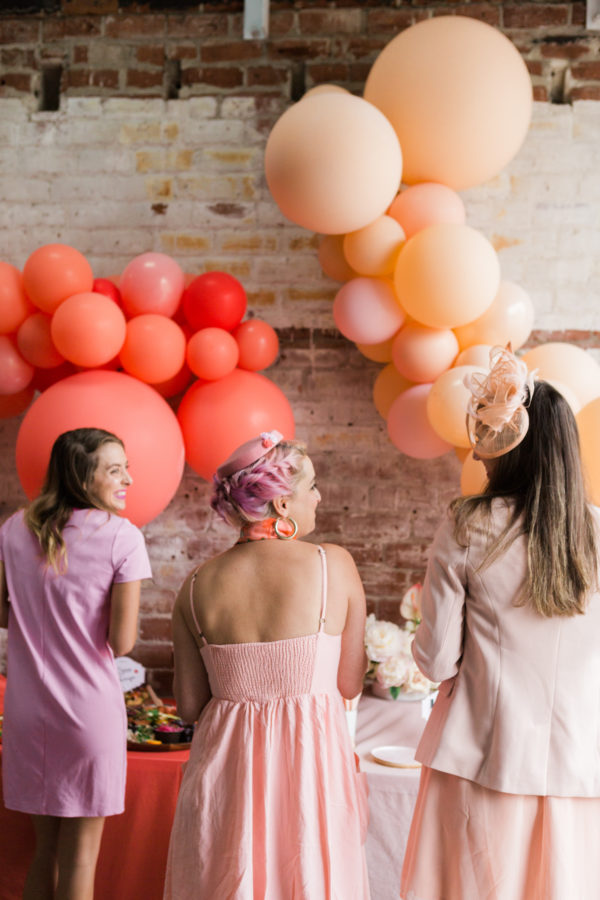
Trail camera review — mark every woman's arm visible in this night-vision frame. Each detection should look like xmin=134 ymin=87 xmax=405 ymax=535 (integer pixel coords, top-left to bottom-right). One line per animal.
xmin=172 ymin=574 xmax=211 ymax=724
xmin=330 ymin=546 xmax=368 ymax=699
xmin=108 ymin=580 xmax=141 ymax=657
xmin=0 ymin=562 xmax=8 ymax=629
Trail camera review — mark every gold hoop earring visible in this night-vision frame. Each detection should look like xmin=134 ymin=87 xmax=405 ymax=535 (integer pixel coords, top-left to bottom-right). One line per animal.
xmin=274 ymin=516 xmax=298 ymax=540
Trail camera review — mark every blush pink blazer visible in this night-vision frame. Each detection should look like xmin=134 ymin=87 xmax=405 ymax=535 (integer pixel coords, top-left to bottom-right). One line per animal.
xmin=413 ymin=500 xmax=600 ymax=797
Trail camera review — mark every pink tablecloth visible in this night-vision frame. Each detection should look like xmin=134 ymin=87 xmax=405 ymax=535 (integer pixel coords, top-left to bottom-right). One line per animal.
xmin=355 ymin=692 xmax=428 ymax=900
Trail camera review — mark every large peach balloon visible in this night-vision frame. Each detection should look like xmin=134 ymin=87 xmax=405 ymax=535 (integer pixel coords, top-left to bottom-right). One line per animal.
xmin=120 ymin=252 xmax=184 ymax=318
xmin=577 ymin=399 xmax=600 ymax=505
xmin=15 ymin=371 xmax=185 ymax=525
xmin=391 ymin=322 xmax=459 ymax=384
xmin=427 ymin=365 xmax=484 ymax=448
xmin=522 ymin=343 xmax=600 ymax=409
xmin=388 ymin=184 xmax=466 ymax=240
xmin=177 ymin=369 xmax=295 ymax=481
xmin=343 ymin=216 xmax=405 ymax=277
xmin=265 ymin=92 xmax=402 ymax=234
xmin=394 ymin=224 xmax=500 ymax=329
xmin=23 ymin=244 xmax=94 ymax=314
xmin=18 ymin=313 xmax=65 ymax=368
xmin=333 ymin=278 xmax=405 ymax=344
xmin=120 ymin=315 xmax=186 ymax=384
xmin=51 ymin=292 xmax=127 ymax=367
xmin=454 ymin=281 xmax=535 ymax=351
xmin=0 ymin=263 xmax=33 ymax=334
xmin=364 ymin=16 xmax=532 ymax=190
xmin=387 ymin=384 xmax=453 ymax=459
xmin=373 ymin=363 xmax=413 ymax=418
xmin=318 ymin=235 xmax=357 ymax=283
xmin=461 ymin=451 xmax=488 ymax=496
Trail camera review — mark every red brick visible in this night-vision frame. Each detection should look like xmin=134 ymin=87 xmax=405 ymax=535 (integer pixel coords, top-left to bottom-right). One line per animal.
xmin=269 ymin=11 xmax=296 ymax=37
xmin=306 ymin=62 xmax=350 ymax=84
xmin=0 ymin=19 xmax=40 ymax=43
xmin=65 ymin=68 xmax=90 ymax=88
xmin=571 ymin=1 xmax=587 ymax=25
xmin=246 ymin=65 xmax=288 ymax=87
xmin=104 ymin=14 xmax=166 ymax=39
xmin=131 ymin=642 xmax=173 ymax=669
xmin=62 ymin=0 xmax=118 ymax=13
xmin=348 ymin=62 xmax=372 ymax=83
xmin=532 ymin=85 xmax=549 ymax=101
xmin=540 ymin=41 xmax=590 ymax=60
xmin=137 ymin=44 xmax=165 ymax=66
xmin=168 ymin=44 xmax=198 ymax=62
xmin=1 ymin=48 xmax=36 ymax=67
xmin=446 ymin=4 xmax=501 ymax=26
xmin=298 ymin=9 xmax=362 ymax=35
xmin=139 ymin=617 xmax=173 ymax=642
xmin=73 ymin=45 xmax=89 ymax=64
xmin=571 ymin=60 xmax=600 ymax=79
xmin=126 ymin=68 xmax=164 ymax=89
xmin=92 ymin=69 xmax=119 ymax=88
xmin=268 ymin=38 xmax=330 ymax=60
xmin=502 ymin=4 xmax=570 ymax=29
xmin=200 ymin=41 xmax=263 ymax=63
xmin=0 ymin=72 xmax=32 ymax=91
xmin=43 ymin=17 xmax=101 ymax=40
xmin=570 ymin=84 xmax=600 ymax=100
xmin=367 ymin=9 xmax=428 ymax=31
xmin=525 ymin=59 xmax=544 ymax=76
xmin=147 ymin=671 xmax=174 ymax=697
xmin=166 ymin=13 xmax=228 ymax=40
xmin=182 ymin=66 xmax=243 ymax=89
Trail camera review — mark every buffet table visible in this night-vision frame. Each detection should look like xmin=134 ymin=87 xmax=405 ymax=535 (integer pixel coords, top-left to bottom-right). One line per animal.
xmin=0 ymin=687 xmax=426 ymax=900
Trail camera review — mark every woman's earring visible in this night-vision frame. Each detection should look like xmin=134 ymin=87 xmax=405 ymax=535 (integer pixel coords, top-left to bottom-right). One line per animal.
xmin=274 ymin=516 xmax=298 ymax=540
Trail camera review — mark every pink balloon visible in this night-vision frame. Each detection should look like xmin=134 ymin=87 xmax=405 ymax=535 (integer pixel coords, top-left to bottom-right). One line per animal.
xmin=333 ymin=278 xmax=405 ymax=344
xmin=119 ymin=253 xmax=184 ymax=318
xmin=391 ymin=322 xmax=459 ymax=383
xmin=0 ymin=336 xmax=35 ymax=395
xmin=16 ymin=371 xmax=185 ymax=526
xmin=387 ymin=384 xmax=453 ymax=459
xmin=388 ymin=183 xmax=466 ymax=239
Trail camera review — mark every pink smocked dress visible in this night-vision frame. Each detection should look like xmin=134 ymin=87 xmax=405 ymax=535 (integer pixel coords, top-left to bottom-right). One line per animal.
xmin=0 ymin=508 xmax=152 ymax=817
xmin=164 ymin=546 xmax=370 ymax=900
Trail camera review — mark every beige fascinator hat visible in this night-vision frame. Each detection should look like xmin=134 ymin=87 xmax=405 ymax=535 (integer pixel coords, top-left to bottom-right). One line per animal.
xmin=464 ymin=344 xmax=537 ymax=459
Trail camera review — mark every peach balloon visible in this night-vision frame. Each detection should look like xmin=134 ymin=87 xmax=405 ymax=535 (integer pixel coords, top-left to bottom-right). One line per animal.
xmin=455 ymin=344 xmax=493 ymax=369
xmin=23 ymin=244 xmax=94 ymax=314
xmin=187 ymin=328 xmax=239 ymax=381
xmin=364 ymin=16 xmax=532 ymax=190
xmin=373 ymin=363 xmax=413 ymax=418
xmin=461 ymin=451 xmax=488 ymax=496
xmin=427 ymin=364 xmax=485 ymax=448
xmin=302 ymin=85 xmax=349 ymax=99
xmin=265 ymin=92 xmax=402 ymax=234
xmin=51 ymin=293 xmax=127 ymax=368
xmin=343 ymin=216 xmax=405 ymax=277
xmin=391 ymin=322 xmax=459 ymax=383
xmin=356 ymin=335 xmax=396 ymax=364
xmin=454 ymin=281 xmax=535 ymax=352
xmin=0 ymin=263 xmax=33 ymax=334
xmin=521 ymin=343 xmax=600 ymax=409
xmin=576 ymin=399 xmax=600 ymax=505
xmin=387 ymin=384 xmax=453 ymax=459
xmin=333 ymin=278 xmax=405 ymax=344
xmin=18 ymin=313 xmax=65 ymax=368
xmin=388 ymin=184 xmax=466 ymax=240
xmin=545 ymin=379 xmax=581 ymax=415
xmin=120 ymin=314 xmax=186 ymax=384
xmin=454 ymin=446 xmax=470 ymax=463
xmin=394 ymin=224 xmax=500 ymax=329
xmin=318 ymin=235 xmax=357 ymax=282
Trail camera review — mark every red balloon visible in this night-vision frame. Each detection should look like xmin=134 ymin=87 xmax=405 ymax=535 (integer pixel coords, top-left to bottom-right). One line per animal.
xmin=183 ymin=272 xmax=247 ymax=332
xmin=16 ymin=371 xmax=185 ymax=526
xmin=51 ymin=292 xmax=127 ymax=368
xmin=0 ymin=385 xmax=35 ymax=420
xmin=0 ymin=336 xmax=35 ymax=395
xmin=234 ymin=319 xmax=279 ymax=371
xmin=0 ymin=263 xmax=34 ymax=334
xmin=177 ymin=369 xmax=295 ymax=480
xmin=119 ymin=315 xmax=186 ymax=384
xmin=186 ymin=328 xmax=239 ymax=381
xmin=17 ymin=312 xmax=65 ymax=368
xmin=22 ymin=244 xmax=94 ymax=314
xmin=93 ymin=277 xmax=123 ymax=307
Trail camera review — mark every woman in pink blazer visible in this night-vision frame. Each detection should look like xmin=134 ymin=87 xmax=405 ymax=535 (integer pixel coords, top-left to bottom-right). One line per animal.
xmin=401 ymin=347 xmax=600 ymax=900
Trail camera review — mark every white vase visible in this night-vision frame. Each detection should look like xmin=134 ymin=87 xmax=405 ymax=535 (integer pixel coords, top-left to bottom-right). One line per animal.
xmin=370 ymin=682 xmax=429 ymax=702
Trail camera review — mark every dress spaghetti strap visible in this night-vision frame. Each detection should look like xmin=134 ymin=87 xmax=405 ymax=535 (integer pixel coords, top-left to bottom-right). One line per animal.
xmin=317 ymin=545 xmax=327 ymax=633
xmin=188 ymin=569 xmax=207 ymax=646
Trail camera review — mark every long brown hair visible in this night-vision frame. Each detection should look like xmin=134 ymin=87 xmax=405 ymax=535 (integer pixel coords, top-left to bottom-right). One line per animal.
xmin=452 ymin=381 xmax=597 ymax=617
xmin=24 ymin=427 xmax=125 ymax=573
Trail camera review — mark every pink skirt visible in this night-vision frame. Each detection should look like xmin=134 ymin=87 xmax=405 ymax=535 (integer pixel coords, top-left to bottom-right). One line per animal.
xmin=401 ymin=766 xmax=600 ymax=900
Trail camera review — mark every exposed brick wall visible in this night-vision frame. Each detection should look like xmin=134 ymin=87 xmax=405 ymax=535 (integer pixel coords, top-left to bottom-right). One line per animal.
xmin=1 ymin=2 xmax=599 ymax=106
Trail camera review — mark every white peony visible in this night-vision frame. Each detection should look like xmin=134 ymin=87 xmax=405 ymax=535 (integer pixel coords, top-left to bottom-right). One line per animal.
xmin=365 ymin=614 xmax=404 ymax=662
xmin=376 ymin=654 xmax=413 ymax=689
xmin=404 ymin=665 xmax=436 ymax=694
xmin=400 ymin=583 xmax=423 ymax=624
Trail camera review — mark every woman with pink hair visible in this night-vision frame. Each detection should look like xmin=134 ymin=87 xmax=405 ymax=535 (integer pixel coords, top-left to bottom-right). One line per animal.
xmin=163 ymin=432 xmax=370 ymax=899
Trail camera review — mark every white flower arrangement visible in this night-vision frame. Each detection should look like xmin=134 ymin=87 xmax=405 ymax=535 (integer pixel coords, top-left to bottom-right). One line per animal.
xmin=365 ymin=584 xmax=438 ymax=700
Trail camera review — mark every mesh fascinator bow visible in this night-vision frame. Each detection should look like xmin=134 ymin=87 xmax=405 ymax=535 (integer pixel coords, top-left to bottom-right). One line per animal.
xmin=464 ymin=345 xmax=537 ymax=459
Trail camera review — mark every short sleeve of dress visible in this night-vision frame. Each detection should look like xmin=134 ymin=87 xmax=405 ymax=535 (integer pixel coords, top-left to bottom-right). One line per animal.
xmin=111 ymin=518 xmax=152 ymax=584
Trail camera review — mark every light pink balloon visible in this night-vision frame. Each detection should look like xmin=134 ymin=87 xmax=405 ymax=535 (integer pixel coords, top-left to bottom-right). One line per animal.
xmin=0 ymin=335 xmax=35 ymax=395
xmin=387 ymin=383 xmax=453 ymax=459
xmin=391 ymin=321 xmax=459 ymax=383
xmin=388 ymin=183 xmax=466 ymax=240
xmin=333 ymin=277 xmax=405 ymax=344
xmin=119 ymin=252 xmax=185 ymax=318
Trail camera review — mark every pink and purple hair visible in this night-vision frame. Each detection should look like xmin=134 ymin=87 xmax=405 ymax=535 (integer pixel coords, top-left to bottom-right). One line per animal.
xmin=211 ymin=439 xmax=307 ymax=528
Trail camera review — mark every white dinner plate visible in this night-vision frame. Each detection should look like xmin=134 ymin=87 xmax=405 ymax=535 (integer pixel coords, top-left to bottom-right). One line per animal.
xmin=371 ymin=745 xmax=421 ymax=768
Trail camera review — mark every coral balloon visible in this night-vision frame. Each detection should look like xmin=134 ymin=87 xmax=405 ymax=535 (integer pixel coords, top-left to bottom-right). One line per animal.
xmin=183 ymin=272 xmax=247 ymax=333
xmin=454 ymin=281 xmax=535 ymax=352
xmin=521 ymin=343 xmax=600 ymax=409
xmin=387 ymin=384 xmax=453 ymax=459
xmin=461 ymin=451 xmax=488 ymax=496
xmin=318 ymin=235 xmax=357 ymax=283
xmin=265 ymin=92 xmax=402 ymax=234
xmin=427 ymin=365 xmax=485 ymax=448
xmin=187 ymin=328 xmax=239 ymax=381
xmin=120 ymin=315 xmax=186 ymax=384
xmin=0 ymin=336 xmax=34 ymax=395
xmin=343 ymin=216 xmax=405 ymax=277
xmin=333 ymin=278 xmax=405 ymax=344
xmin=152 ymin=362 xmax=194 ymax=399
xmin=119 ymin=252 xmax=184 ymax=318
xmin=388 ymin=183 xmax=466 ymax=240
xmin=31 ymin=361 xmax=78 ymax=393
xmin=391 ymin=322 xmax=459 ymax=383
xmin=0 ymin=263 xmax=33 ymax=334
xmin=23 ymin=244 xmax=93 ymax=314
xmin=234 ymin=319 xmax=279 ymax=371
xmin=0 ymin=385 xmax=35 ymax=419
xmin=364 ymin=16 xmax=532 ymax=190
xmin=18 ymin=313 xmax=64 ymax=368
xmin=577 ymin=399 xmax=600 ymax=505
xmin=455 ymin=344 xmax=493 ymax=369
xmin=357 ymin=335 xmax=396 ymax=364
xmin=93 ymin=277 xmax=123 ymax=307
xmin=394 ymin=224 xmax=500 ymax=329
xmin=51 ymin=292 xmax=127 ymax=368
xmin=178 ymin=369 xmax=295 ymax=481
xmin=373 ymin=363 xmax=412 ymax=418
xmin=16 ymin=371 xmax=184 ymax=526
